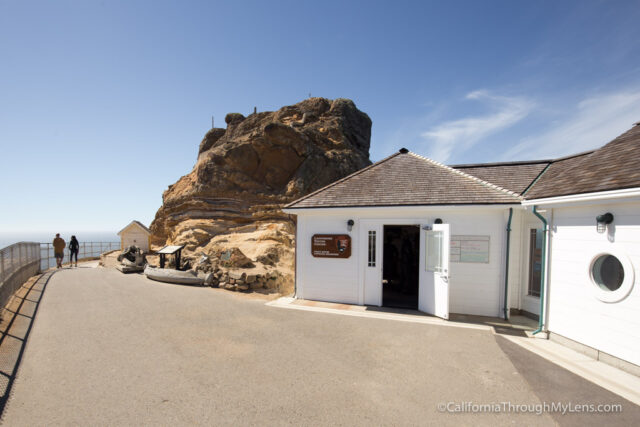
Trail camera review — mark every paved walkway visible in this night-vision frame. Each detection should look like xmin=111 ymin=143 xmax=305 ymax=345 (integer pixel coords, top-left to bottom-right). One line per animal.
xmin=1 ymin=266 xmax=638 ymax=425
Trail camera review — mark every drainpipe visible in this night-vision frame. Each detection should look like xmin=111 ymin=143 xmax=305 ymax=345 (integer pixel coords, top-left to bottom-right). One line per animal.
xmin=532 ymin=206 xmax=547 ymax=335
xmin=503 ymin=208 xmax=513 ymax=320
xmin=292 ymin=214 xmax=297 ymax=298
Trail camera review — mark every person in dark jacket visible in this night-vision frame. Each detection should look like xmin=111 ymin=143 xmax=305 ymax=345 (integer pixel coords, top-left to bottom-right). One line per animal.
xmin=69 ymin=235 xmax=80 ymax=267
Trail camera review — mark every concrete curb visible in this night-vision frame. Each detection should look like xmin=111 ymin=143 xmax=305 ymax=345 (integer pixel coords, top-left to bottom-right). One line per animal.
xmin=266 ymin=297 xmax=491 ymax=330
xmin=501 ymin=334 xmax=640 ymax=407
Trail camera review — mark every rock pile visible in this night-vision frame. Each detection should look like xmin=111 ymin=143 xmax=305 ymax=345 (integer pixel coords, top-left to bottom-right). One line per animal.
xmin=150 ymin=97 xmax=372 ymax=295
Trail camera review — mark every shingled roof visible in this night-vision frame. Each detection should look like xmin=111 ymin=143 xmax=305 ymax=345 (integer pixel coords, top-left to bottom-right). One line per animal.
xmin=285 ymin=150 xmax=522 ymax=209
xmin=286 ymin=123 xmax=640 ymax=210
xmin=118 ymin=220 xmax=151 ymax=235
xmin=524 ymin=124 xmax=640 ymax=199
xmin=452 ymin=160 xmax=550 ymax=195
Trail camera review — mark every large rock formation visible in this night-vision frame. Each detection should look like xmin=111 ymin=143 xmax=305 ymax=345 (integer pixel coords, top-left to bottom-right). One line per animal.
xmin=150 ymin=97 xmax=372 ymax=294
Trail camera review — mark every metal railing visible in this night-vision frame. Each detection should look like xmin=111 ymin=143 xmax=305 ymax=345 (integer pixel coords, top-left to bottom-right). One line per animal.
xmin=0 ymin=242 xmax=40 ymax=285
xmin=40 ymin=242 xmax=120 ymax=270
xmin=0 ymin=242 xmax=41 ymax=309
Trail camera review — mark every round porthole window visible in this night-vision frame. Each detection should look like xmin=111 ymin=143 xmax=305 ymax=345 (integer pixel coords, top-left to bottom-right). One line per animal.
xmin=589 ymin=251 xmax=634 ymax=303
xmin=592 ymin=255 xmax=624 ymax=291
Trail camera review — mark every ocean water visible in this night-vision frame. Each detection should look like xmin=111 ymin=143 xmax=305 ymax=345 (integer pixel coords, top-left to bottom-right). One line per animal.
xmin=0 ymin=231 xmax=119 ymax=249
xmin=0 ymin=231 xmax=122 ymax=271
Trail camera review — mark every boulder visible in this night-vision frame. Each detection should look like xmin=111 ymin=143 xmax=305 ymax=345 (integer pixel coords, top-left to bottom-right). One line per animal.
xmin=149 ymin=97 xmax=372 ymax=296
xmin=228 ymin=271 xmax=245 ymax=280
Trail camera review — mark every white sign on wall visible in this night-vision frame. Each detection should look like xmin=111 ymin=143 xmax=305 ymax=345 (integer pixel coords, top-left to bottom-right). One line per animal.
xmin=450 ymin=235 xmax=490 ymax=263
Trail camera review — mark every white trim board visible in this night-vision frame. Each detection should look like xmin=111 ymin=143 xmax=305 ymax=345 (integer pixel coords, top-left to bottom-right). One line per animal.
xmin=523 ymin=187 xmax=640 ymax=207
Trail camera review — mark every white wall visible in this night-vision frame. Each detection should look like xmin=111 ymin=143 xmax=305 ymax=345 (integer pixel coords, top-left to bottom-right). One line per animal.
xmin=547 ymin=201 xmax=640 ymax=366
xmin=506 ymin=208 xmax=524 ymax=312
xmin=296 ymin=215 xmax=360 ymax=304
xmin=293 ymin=206 xmax=512 ymax=317
xmin=121 ymin=227 xmax=150 ymax=252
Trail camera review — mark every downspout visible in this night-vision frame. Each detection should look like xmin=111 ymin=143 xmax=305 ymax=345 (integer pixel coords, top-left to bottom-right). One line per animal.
xmin=532 ymin=206 xmax=547 ymax=335
xmin=292 ymin=214 xmax=297 ymax=298
xmin=503 ymin=208 xmax=513 ymax=320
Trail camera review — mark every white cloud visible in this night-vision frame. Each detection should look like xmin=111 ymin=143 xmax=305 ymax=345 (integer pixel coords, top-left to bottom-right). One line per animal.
xmin=504 ymin=90 xmax=640 ymax=160
xmin=420 ymin=90 xmax=533 ymax=163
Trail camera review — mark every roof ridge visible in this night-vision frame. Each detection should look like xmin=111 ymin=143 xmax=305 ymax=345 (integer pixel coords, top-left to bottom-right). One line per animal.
xmin=521 ymin=163 xmax=552 ymax=197
xmin=119 ymin=220 xmax=151 ymax=235
xmin=408 ymin=152 xmax=523 ymax=200
xmin=524 ymin=149 xmax=596 ymax=197
xmin=284 ymin=152 xmax=402 ymax=208
xmin=549 ymin=149 xmax=595 ymax=163
xmin=451 ymin=159 xmax=552 ymax=168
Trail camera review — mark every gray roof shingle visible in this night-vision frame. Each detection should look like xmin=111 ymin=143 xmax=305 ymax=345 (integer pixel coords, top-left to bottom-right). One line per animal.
xmin=453 ymin=160 xmax=550 ymax=195
xmin=285 ymin=151 xmax=522 ymax=209
xmin=286 ymin=123 xmax=640 ymax=209
xmin=118 ymin=220 xmax=151 ymax=235
xmin=524 ymin=124 xmax=640 ymax=199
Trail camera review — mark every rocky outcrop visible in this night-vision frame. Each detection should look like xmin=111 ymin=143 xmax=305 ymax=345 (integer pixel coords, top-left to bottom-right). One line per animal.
xmin=150 ymin=97 xmax=372 ymax=294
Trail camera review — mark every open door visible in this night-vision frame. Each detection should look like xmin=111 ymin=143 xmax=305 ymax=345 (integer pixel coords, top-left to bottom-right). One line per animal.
xmin=419 ymin=223 xmax=450 ymax=319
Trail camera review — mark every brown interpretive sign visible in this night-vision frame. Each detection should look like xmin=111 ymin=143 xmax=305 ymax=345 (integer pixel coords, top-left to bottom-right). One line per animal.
xmin=312 ymin=234 xmax=351 ymax=258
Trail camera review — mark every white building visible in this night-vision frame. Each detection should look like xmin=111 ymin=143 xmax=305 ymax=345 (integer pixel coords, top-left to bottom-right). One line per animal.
xmin=284 ymin=123 xmax=640 ymax=375
xmin=117 ymin=220 xmax=151 ymax=253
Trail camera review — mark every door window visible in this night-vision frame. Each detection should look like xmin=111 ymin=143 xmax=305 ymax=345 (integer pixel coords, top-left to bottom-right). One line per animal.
xmin=528 ymin=228 xmax=542 ymax=297
xmin=425 ymin=230 xmax=443 ymax=272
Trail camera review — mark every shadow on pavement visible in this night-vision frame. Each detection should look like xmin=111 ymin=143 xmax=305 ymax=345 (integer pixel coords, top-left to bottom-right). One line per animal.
xmin=496 ymin=335 xmax=640 ymax=426
xmin=0 ymin=270 xmax=54 ymax=416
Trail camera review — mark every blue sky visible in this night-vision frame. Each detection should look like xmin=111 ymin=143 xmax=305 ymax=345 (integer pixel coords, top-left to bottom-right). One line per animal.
xmin=1 ymin=0 xmax=640 ymax=233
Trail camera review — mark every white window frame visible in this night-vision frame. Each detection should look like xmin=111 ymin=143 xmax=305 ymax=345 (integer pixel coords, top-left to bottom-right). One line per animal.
xmin=587 ymin=248 xmax=635 ymax=303
xmin=367 ymin=231 xmax=376 ymax=267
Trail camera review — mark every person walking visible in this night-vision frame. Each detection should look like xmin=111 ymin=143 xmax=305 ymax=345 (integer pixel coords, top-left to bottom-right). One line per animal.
xmin=69 ymin=235 xmax=80 ymax=267
xmin=53 ymin=233 xmax=66 ymax=269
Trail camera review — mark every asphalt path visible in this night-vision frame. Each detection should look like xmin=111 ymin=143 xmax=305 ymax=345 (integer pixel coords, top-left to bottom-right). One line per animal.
xmin=2 ymin=266 xmax=638 ymax=425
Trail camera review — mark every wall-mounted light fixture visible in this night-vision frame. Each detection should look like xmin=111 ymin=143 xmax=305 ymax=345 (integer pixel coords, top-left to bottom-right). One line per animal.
xmin=434 ymin=218 xmax=443 ymax=224
xmin=596 ymin=212 xmax=614 ymax=233
xmin=347 ymin=219 xmax=354 ymax=232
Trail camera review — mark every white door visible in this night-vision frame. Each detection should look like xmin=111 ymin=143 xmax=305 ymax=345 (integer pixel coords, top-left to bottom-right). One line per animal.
xmin=419 ymin=223 xmax=450 ymax=319
xmin=361 ymin=222 xmax=382 ymax=306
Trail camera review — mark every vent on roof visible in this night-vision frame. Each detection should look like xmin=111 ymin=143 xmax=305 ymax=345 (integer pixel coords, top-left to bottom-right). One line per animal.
xmin=399 ymin=148 xmax=409 ymax=154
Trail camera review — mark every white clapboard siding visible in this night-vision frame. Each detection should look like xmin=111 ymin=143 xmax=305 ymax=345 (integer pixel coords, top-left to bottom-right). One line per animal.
xmin=547 ymin=201 xmax=640 ymax=366
xmin=294 ymin=207 xmax=508 ymax=317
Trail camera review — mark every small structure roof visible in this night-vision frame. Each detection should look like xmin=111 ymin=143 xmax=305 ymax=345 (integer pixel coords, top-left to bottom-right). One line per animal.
xmin=117 ymin=220 xmax=151 ymax=236
xmin=452 ymin=160 xmax=551 ymax=195
xmin=524 ymin=123 xmax=640 ymax=199
xmin=285 ymin=150 xmax=522 ymax=209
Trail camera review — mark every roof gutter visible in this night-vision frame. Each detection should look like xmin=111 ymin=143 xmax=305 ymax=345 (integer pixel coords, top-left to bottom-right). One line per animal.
xmin=531 ymin=205 xmax=547 ymax=335
xmin=523 ymin=187 xmax=640 ymax=206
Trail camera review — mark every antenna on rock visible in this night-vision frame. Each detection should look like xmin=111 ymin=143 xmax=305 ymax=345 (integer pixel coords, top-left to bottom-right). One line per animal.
xmin=253 ymin=106 xmax=257 ymax=114
xmin=211 ymin=116 xmax=214 ymax=128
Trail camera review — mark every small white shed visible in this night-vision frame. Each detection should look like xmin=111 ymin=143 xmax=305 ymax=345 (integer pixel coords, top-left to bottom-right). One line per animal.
xmin=118 ymin=220 xmax=151 ymax=252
